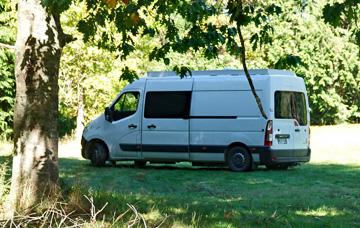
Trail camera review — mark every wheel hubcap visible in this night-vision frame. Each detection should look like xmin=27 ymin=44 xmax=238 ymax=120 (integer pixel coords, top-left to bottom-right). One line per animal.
xmin=233 ymin=153 xmax=245 ymax=168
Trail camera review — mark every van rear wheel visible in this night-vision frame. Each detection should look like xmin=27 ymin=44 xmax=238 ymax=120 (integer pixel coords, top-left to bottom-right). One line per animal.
xmin=89 ymin=142 xmax=107 ymax=166
xmin=227 ymin=146 xmax=252 ymax=172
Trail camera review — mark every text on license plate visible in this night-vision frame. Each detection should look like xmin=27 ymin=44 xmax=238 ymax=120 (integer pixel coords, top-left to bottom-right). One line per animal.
xmin=277 ymin=138 xmax=287 ymax=144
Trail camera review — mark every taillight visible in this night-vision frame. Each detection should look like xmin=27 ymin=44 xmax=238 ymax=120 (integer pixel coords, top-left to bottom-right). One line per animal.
xmin=264 ymin=120 xmax=273 ymax=147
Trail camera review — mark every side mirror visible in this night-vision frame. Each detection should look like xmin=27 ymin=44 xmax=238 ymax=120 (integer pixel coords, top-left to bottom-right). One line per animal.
xmin=105 ymin=107 xmax=112 ymax=122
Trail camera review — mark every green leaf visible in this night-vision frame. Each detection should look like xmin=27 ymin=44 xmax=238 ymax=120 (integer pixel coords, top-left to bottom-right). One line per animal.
xmin=354 ymin=30 xmax=360 ymax=46
xmin=173 ymin=66 xmax=192 ymax=78
xmin=77 ymin=20 xmax=95 ymax=42
xmin=120 ymin=66 xmax=139 ymax=83
xmin=41 ymin=0 xmax=72 ymax=14
xmin=323 ymin=3 xmax=344 ymax=27
xmin=250 ymin=33 xmax=258 ymax=50
xmin=274 ymin=55 xmax=303 ymax=69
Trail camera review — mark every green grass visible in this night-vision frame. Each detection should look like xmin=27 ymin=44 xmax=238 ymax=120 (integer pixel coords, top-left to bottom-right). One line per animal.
xmin=55 ymin=160 xmax=360 ymax=227
xmin=1 ymin=125 xmax=360 ymax=227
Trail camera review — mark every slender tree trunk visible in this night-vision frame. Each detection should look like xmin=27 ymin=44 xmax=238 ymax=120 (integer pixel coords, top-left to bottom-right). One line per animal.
xmin=237 ymin=24 xmax=268 ymax=119
xmin=75 ymin=86 xmax=84 ymax=142
xmin=6 ymin=0 xmax=64 ymax=216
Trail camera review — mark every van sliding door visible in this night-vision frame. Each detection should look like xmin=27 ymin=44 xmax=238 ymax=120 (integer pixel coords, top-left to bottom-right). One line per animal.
xmin=141 ymin=79 xmax=193 ymax=161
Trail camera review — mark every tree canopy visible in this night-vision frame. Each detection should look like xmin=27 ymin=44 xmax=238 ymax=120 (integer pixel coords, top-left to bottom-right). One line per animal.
xmin=1 ymin=0 xmax=360 ymax=141
xmin=1 ymin=0 xmax=359 ymax=141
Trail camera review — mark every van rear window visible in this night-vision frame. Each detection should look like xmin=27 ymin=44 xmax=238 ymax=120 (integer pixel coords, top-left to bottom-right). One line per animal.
xmin=275 ymin=91 xmax=307 ymax=125
xmin=145 ymin=91 xmax=191 ymax=118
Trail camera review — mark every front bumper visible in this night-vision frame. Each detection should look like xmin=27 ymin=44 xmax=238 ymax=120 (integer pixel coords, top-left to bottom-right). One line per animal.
xmin=81 ymin=137 xmax=89 ymax=159
xmin=258 ymin=147 xmax=311 ymax=165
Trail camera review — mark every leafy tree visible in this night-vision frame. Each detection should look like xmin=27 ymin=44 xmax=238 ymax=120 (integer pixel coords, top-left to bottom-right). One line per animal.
xmin=323 ymin=0 xmax=360 ymax=46
xmin=59 ymin=2 xmax=125 ymax=139
xmin=263 ymin=0 xmax=360 ymax=124
xmin=79 ymin=0 xmax=283 ymax=118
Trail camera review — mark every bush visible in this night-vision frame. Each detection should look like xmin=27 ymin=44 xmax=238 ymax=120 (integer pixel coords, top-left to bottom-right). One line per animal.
xmin=0 ymin=50 xmax=15 ymax=140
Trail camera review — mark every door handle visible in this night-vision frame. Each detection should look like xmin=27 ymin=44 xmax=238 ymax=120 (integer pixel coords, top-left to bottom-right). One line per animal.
xmin=128 ymin=124 xmax=137 ymax=129
xmin=275 ymin=134 xmax=290 ymax=139
xmin=295 ymin=128 xmax=300 ymax=132
xmin=147 ymin=124 xmax=156 ymax=129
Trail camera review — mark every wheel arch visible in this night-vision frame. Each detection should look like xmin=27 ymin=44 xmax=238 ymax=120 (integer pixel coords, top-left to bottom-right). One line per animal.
xmin=87 ymin=138 xmax=110 ymax=160
xmin=225 ymin=142 xmax=251 ymax=163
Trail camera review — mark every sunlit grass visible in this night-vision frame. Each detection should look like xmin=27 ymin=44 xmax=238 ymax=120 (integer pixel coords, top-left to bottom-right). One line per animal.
xmin=295 ymin=206 xmax=345 ymax=217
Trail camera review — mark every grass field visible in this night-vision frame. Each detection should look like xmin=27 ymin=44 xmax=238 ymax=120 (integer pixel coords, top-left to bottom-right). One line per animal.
xmin=0 ymin=125 xmax=359 ymax=227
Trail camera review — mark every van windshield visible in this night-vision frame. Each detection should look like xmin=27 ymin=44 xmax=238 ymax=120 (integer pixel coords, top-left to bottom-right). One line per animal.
xmin=275 ymin=91 xmax=307 ymax=125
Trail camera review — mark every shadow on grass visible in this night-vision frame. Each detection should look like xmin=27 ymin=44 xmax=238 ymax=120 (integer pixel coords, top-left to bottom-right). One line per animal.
xmin=1 ymin=153 xmax=359 ymax=226
xmin=59 ymin=157 xmax=360 ymax=227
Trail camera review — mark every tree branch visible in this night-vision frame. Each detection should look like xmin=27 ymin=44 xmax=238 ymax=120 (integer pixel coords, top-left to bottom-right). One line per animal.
xmin=0 ymin=42 xmax=15 ymax=50
xmin=237 ymin=24 xmax=268 ymax=119
xmin=53 ymin=13 xmax=75 ymax=47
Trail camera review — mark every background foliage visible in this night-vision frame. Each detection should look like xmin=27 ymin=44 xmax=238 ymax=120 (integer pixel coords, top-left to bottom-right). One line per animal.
xmin=0 ymin=0 xmax=359 ymax=138
xmin=263 ymin=0 xmax=360 ymax=124
xmin=0 ymin=0 xmax=16 ymax=140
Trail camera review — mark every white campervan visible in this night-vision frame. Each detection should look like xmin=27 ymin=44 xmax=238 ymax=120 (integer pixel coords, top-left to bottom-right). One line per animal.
xmin=81 ymin=69 xmax=311 ymax=171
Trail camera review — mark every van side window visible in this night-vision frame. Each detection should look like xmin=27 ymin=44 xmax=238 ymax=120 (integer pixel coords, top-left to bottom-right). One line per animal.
xmin=275 ymin=91 xmax=307 ymax=125
xmin=145 ymin=91 xmax=191 ymax=118
xmin=112 ymin=92 xmax=140 ymax=121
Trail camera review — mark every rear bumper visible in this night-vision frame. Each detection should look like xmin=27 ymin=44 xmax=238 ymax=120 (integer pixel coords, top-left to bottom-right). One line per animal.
xmin=258 ymin=147 xmax=311 ymax=165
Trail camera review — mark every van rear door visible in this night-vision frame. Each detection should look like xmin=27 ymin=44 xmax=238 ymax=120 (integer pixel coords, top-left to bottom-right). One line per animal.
xmin=292 ymin=92 xmax=309 ymax=157
xmin=273 ymin=91 xmax=309 ymax=159
xmin=273 ymin=91 xmax=294 ymax=156
xmin=141 ymin=79 xmax=193 ymax=160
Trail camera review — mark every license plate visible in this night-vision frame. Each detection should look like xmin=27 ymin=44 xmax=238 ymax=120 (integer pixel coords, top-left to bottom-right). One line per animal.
xmin=278 ymin=138 xmax=287 ymax=144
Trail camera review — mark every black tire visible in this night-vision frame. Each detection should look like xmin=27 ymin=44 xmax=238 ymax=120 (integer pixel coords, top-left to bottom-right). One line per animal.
xmin=110 ymin=160 xmax=117 ymax=166
xmin=89 ymin=142 xmax=108 ymax=166
xmin=134 ymin=160 xmax=147 ymax=168
xmin=226 ymin=146 xmax=252 ymax=172
xmin=266 ymin=164 xmax=289 ymax=170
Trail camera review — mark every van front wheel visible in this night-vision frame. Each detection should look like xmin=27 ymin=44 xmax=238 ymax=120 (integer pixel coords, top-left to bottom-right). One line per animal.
xmin=89 ymin=142 xmax=107 ymax=167
xmin=227 ymin=146 xmax=252 ymax=172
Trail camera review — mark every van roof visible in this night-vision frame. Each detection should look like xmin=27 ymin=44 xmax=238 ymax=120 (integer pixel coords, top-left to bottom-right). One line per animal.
xmin=147 ymin=69 xmax=295 ymax=78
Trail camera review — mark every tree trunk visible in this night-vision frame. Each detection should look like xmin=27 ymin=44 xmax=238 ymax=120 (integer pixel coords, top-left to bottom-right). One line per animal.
xmin=6 ymin=0 xmax=63 ymax=215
